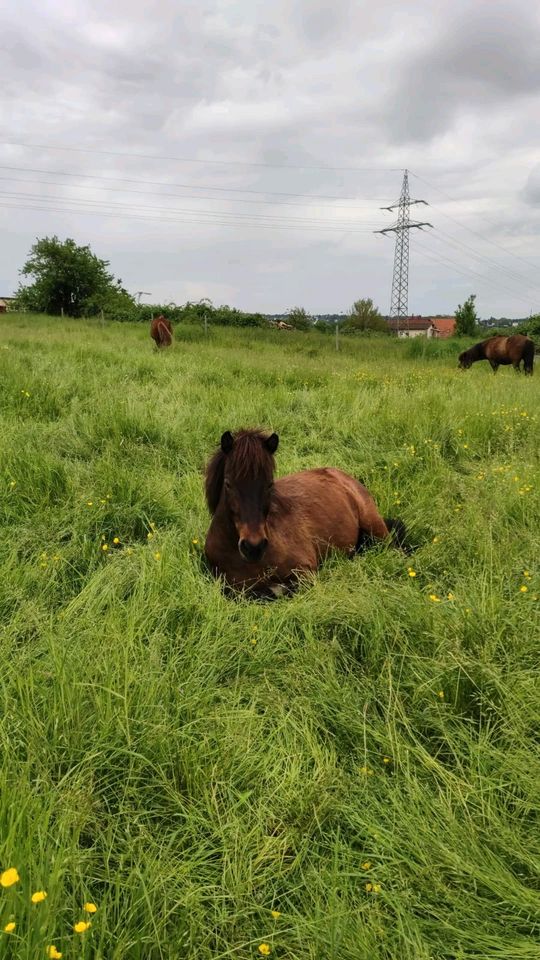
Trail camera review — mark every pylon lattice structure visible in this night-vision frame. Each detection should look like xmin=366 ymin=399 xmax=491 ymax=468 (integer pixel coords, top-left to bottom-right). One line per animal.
xmin=375 ymin=170 xmax=432 ymax=331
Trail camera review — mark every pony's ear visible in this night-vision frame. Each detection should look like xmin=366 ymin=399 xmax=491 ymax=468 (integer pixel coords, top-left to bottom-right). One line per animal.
xmin=265 ymin=432 xmax=279 ymax=453
xmin=221 ymin=431 xmax=234 ymax=453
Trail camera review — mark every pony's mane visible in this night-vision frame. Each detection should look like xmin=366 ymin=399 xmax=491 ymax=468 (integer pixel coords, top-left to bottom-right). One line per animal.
xmin=205 ymin=429 xmax=275 ymax=515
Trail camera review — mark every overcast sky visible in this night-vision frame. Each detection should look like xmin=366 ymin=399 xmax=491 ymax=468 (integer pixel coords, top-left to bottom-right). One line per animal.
xmin=2 ymin=0 xmax=540 ymax=317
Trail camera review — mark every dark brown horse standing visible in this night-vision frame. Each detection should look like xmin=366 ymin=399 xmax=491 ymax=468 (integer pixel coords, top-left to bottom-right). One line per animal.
xmin=458 ymin=334 xmax=534 ymax=374
xmin=204 ymin=429 xmax=407 ymax=597
xmin=150 ymin=314 xmax=173 ymax=348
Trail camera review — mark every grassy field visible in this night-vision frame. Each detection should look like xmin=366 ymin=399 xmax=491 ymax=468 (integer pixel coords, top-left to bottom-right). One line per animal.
xmin=0 ymin=313 xmax=539 ymax=960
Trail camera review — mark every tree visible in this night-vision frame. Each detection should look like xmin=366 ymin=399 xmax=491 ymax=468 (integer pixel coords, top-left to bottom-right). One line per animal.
xmin=342 ymin=298 xmax=388 ymax=333
xmin=286 ymin=306 xmax=312 ymax=331
xmin=454 ymin=294 xmax=478 ymax=337
xmin=15 ymin=236 xmax=135 ymax=318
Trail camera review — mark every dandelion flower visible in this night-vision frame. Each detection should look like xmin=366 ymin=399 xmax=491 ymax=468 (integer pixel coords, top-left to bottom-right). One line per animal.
xmin=192 ymin=538 xmax=199 ymax=545
xmin=47 ymin=948 xmax=62 ymax=959
xmin=271 ymin=910 xmax=281 ymax=918
xmin=519 ymin=585 xmax=528 ymax=593
xmin=429 ymin=594 xmax=441 ymax=603
xmin=0 ymin=868 xmax=20 ymax=888
xmin=73 ymin=921 xmax=91 ymax=934
xmin=31 ymin=890 xmax=47 ymax=903
xmin=361 ymin=861 xmax=372 ymax=870
xmin=113 ymin=537 xmax=120 ymax=545
xmin=101 ymin=543 xmax=109 ymax=552
xmin=3 ymin=922 xmax=16 ymax=933
xmin=258 ymin=945 xmax=271 ymax=956
xmin=83 ymin=902 xmax=97 ymax=914
xmin=407 ymin=568 xmax=416 ymax=577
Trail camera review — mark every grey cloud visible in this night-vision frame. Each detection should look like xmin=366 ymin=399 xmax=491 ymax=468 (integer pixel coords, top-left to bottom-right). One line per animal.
xmin=1 ymin=0 xmax=540 ymax=318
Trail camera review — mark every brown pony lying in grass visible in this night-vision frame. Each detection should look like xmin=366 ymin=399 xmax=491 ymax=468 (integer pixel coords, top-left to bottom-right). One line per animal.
xmin=150 ymin=315 xmax=173 ymax=348
xmin=458 ymin=334 xmax=534 ymax=374
xmin=204 ymin=429 xmax=407 ymax=597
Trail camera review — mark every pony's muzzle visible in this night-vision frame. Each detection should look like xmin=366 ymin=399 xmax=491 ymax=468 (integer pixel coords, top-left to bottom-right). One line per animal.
xmin=239 ymin=537 xmax=268 ymax=563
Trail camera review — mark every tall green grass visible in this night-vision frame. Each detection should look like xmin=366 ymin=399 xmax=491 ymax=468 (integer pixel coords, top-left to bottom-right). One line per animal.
xmin=0 ymin=314 xmax=539 ymax=959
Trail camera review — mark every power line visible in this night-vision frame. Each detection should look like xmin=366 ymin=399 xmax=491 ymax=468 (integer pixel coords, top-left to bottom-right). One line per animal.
xmin=0 ymin=173 xmax=384 ymax=215
xmin=0 ymin=140 xmax=402 ymax=173
xmin=409 ymin=170 xmax=540 ymax=271
xmin=431 ymin=229 xmax=540 ymax=301
xmin=413 ymin=236 xmax=538 ymax=309
xmin=0 ymin=189 xmax=381 ymax=229
xmin=0 ymin=163 xmax=387 ymax=206
xmin=0 ymin=197 xmax=376 ymax=236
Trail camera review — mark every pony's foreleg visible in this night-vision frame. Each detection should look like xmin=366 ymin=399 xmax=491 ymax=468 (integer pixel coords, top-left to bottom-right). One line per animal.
xmin=355 ymin=514 xmax=390 ymax=553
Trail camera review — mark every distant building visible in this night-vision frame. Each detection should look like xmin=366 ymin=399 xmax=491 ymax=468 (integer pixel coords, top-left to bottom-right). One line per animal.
xmin=387 ymin=315 xmax=456 ymax=338
xmin=388 ymin=316 xmax=435 ymax=338
xmin=430 ymin=316 xmax=456 ymax=338
xmin=0 ymin=298 xmax=12 ymax=314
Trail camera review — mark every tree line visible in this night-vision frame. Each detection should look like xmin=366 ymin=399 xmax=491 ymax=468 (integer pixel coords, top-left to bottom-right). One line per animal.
xmin=10 ymin=236 xmax=540 ymax=340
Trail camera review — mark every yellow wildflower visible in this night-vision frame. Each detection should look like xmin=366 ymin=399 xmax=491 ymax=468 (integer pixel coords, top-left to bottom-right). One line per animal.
xmin=429 ymin=594 xmax=441 ymax=603
xmin=447 ymin=593 xmax=454 ymax=601
xmin=192 ymin=538 xmax=199 ymax=545
xmin=4 ymin=922 xmax=16 ymax=933
xmin=359 ymin=766 xmax=374 ymax=776
xmin=383 ymin=756 xmax=391 ymax=764
xmin=372 ymin=883 xmax=382 ymax=893
xmin=31 ymin=890 xmax=47 ymax=903
xmin=407 ymin=568 xmax=416 ymax=577
xmin=361 ymin=861 xmax=372 ymax=870
xmin=519 ymin=585 xmax=528 ymax=593
xmin=258 ymin=945 xmax=271 ymax=956
xmin=0 ymin=868 xmax=20 ymax=888
xmin=154 ymin=552 xmax=161 ymax=560
xmin=365 ymin=882 xmax=373 ymax=892
xmin=271 ymin=910 xmax=281 ymax=918
xmin=87 ymin=501 xmax=93 ymax=507
xmin=147 ymin=532 xmax=154 ymax=540
xmin=113 ymin=537 xmax=120 ymax=545
xmin=126 ymin=547 xmax=133 ymax=556
xmin=73 ymin=921 xmax=91 ymax=933
xmin=432 ymin=536 xmax=440 ymax=543
xmin=47 ymin=948 xmax=62 ymax=959
xmin=101 ymin=543 xmax=109 ymax=552
xmin=523 ymin=571 xmax=531 ymax=578
xmin=438 ymin=690 xmax=444 ymax=699
xmin=9 ymin=480 xmax=16 ymax=488
xmin=83 ymin=902 xmax=97 ymax=914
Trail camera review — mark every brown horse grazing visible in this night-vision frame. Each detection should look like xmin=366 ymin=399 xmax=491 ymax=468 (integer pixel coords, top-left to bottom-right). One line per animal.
xmin=204 ymin=429 xmax=407 ymax=597
xmin=458 ymin=334 xmax=534 ymax=374
xmin=150 ymin=314 xmax=173 ymax=348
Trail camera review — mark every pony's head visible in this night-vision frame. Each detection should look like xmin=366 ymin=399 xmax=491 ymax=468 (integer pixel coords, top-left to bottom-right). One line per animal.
xmin=458 ymin=350 xmax=472 ymax=370
xmin=206 ymin=429 xmax=279 ymax=563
